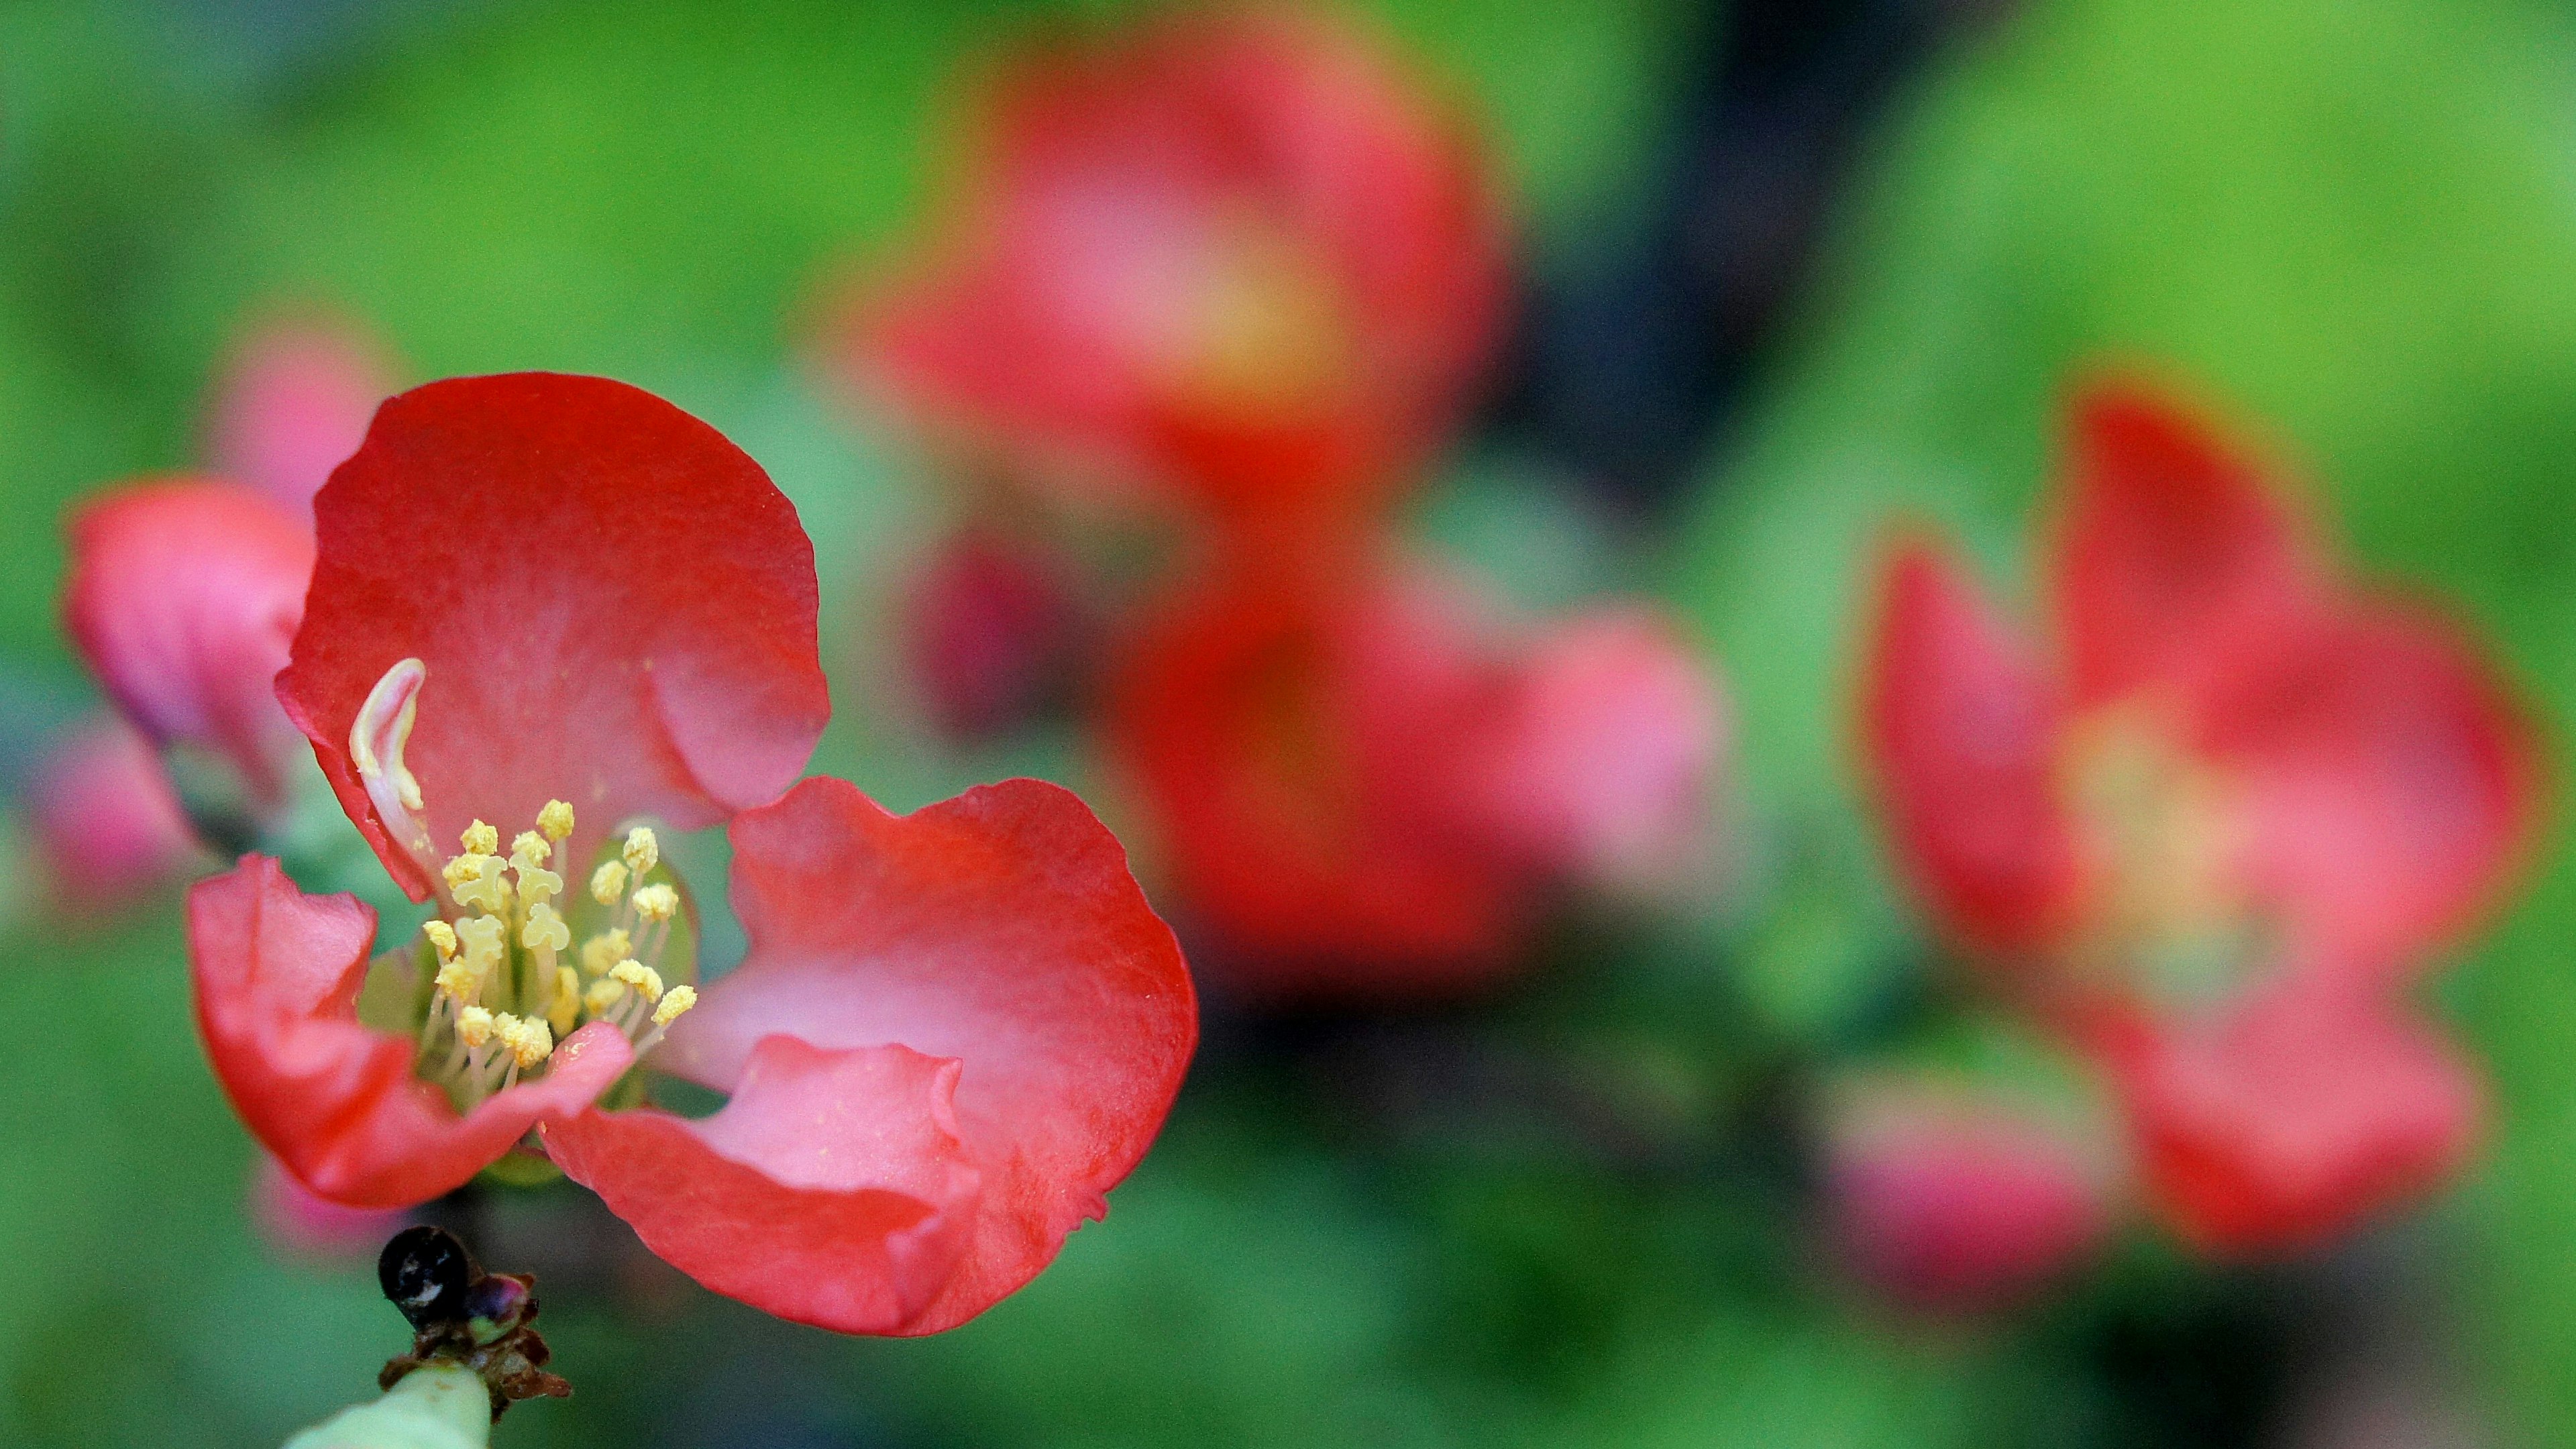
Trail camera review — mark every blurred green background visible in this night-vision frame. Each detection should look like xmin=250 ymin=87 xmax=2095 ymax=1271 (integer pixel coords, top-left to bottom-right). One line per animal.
xmin=5 ymin=0 xmax=2575 ymax=1444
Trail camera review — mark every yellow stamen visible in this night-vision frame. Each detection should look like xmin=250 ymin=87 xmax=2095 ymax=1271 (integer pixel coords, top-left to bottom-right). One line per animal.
xmin=589 ymin=860 xmax=629 ymax=905
xmin=623 ymin=826 xmax=659 ymax=877
xmin=631 ymin=883 xmax=678 ymax=923
xmin=510 ymin=830 xmax=549 ymax=865
xmin=421 ymin=919 xmax=458 ymax=963
xmin=548 ymin=967 xmax=582 ymax=1038
xmin=461 ymin=820 xmax=499 ymax=857
xmin=584 ymin=978 xmax=627 ymax=1015
xmin=433 ymin=958 xmax=485 ymax=1003
xmin=537 ymin=799 xmax=576 ymax=843
xmin=608 ymin=959 xmax=663 ymax=1003
xmin=455 ymin=1006 xmax=495 ymax=1050
xmin=494 ymin=1013 xmax=552 ymax=1069
xmin=579 ymin=928 xmax=632 ymax=976
xmin=651 ymin=985 xmax=697 ymax=1027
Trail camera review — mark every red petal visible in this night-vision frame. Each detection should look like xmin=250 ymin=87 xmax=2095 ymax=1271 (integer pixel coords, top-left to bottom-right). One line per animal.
xmin=2193 ymin=604 xmax=2540 ymax=969
xmin=206 ymin=313 xmax=396 ymax=523
xmin=62 ymin=478 xmax=313 ymax=802
xmin=2107 ymin=983 xmax=2479 ymax=1254
xmin=1102 ymin=564 xmax=1537 ymax=995
xmin=276 ymin=374 xmax=829 ymax=900
xmin=1864 ymin=540 xmax=2082 ymax=955
xmin=189 ymin=856 xmax=633 ymax=1209
xmin=2051 ymin=383 xmax=2324 ymax=710
xmin=545 ymin=1036 xmax=983 ymax=1335
xmin=850 ymin=10 xmax=1506 ymax=517
xmin=648 ymin=775 xmax=1195 ymax=1333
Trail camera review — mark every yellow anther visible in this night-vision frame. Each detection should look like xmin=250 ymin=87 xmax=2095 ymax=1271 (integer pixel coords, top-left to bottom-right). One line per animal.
xmin=584 ymin=978 xmax=627 ymax=1015
xmin=445 ymin=853 xmax=511 ymax=915
xmin=433 ymin=957 xmax=486 ymax=1004
xmin=651 ymin=984 xmax=698 ymax=1027
xmin=578 ymin=928 xmax=631 ymax=976
xmin=462 ymin=820 xmax=499 ymax=857
xmin=455 ymin=1006 xmax=496 ymax=1049
xmin=494 ymin=1013 xmax=553 ymax=1069
xmin=511 ymin=830 xmax=549 ymax=866
xmin=609 ymin=959 xmax=664 ymax=1003
xmin=548 ymin=967 xmax=582 ymax=1038
xmin=453 ymin=914 xmax=505 ymax=975
xmin=631 ymin=883 xmax=678 ymax=923
xmin=537 ymin=799 xmax=576 ymax=842
xmin=623 ymin=826 xmax=659 ymax=877
xmin=589 ymin=860 xmax=629 ymax=905
xmin=521 ymin=902 xmax=571 ymax=954
xmin=421 ymin=919 xmax=458 ymax=963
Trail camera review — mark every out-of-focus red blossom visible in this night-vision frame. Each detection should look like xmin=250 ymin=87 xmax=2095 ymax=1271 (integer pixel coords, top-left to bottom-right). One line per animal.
xmin=1105 ymin=553 xmax=1723 ymax=1000
xmin=195 ymin=373 xmax=1193 ymax=1335
xmin=28 ymin=716 xmax=201 ymax=912
xmin=207 ymin=314 xmax=396 ymax=523
xmin=62 ymin=480 xmax=315 ymax=806
xmin=847 ymin=8 xmax=1508 ymax=522
xmin=250 ymin=1151 xmax=412 ymax=1260
xmin=1862 ymin=380 xmax=2539 ymax=1253
xmin=1825 ymin=1078 xmax=2114 ymax=1313
xmin=900 ymin=527 xmax=1091 ymax=739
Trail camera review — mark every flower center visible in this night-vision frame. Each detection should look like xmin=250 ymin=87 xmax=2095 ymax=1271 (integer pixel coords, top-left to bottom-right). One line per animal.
xmin=350 ymin=659 xmax=696 ymax=1108
xmin=2057 ymin=707 xmax=2267 ymax=1011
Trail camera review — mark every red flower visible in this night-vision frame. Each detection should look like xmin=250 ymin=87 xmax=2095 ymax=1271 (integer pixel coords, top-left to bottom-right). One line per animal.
xmin=1105 ymin=551 xmax=1722 ymax=1000
xmin=62 ymin=478 xmax=316 ymax=808
xmin=195 ymin=374 xmax=1194 ymax=1332
xmin=898 ymin=527 xmax=1091 ymax=739
xmin=1862 ymin=381 xmax=2538 ymax=1250
xmin=847 ymin=9 xmax=1507 ymax=522
xmin=1824 ymin=1073 xmax=2116 ymax=1313
xmin=28 ymin=715 xmax=203 ymax=913
xmin=206 ymin=313 xmax=396 ymax=523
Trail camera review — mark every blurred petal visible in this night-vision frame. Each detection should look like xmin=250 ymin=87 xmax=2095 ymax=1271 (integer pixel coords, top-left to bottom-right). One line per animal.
xmin=276 ymin=374 xmax=830 ymax=898
xmin=2051 ymin=382 xmax=2322 ymax=709
xmin=652 ymin=775 xmax=1195 ymax=1333
xmin=546 ymin=1036 xmax=983 ymax=1335
xmin=207 ymin=314 xmax=396 ymax=521
xmin=62 ymin=478 xmax=313 ymax=800
xmin=251 ymin=1151 xmax=410 ymax=1259
xmin=1864 ymin=539 xmax=2082 ymax=955
xmin=2198 ymin=605 xmax=2541 ymax=969
xmin=2107 ymin=982 xmax=2480 ymax=1255
xmin=189 ymin=856 xmax=631 ymax=1208
xmin=30 ymin=715 xmax=199 ymax=912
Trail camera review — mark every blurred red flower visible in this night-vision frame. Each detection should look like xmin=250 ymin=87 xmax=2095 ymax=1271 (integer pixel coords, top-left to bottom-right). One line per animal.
xmin=28 ymin=715 xmax=203 ymax=914
xmin=193 ymin=374 xmax=1196 ymax=1334
xmin=1105 ymin=550 xmax=1723 ymax=1001
xmin=207 ymin=313 xmax=398 ymax=525
xmin=1824 ymin=1072 xmax=2116 ymax=1313
xmin=846 ymin=9 xmax=1508 ymax=523
xmin=1862 ymin=381 xmax=2538 ymax=1252
xmin=898 ymin=526 xmax=1092 ymax=739
xmin=60 ymin=313 xmax=392 ymax=847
